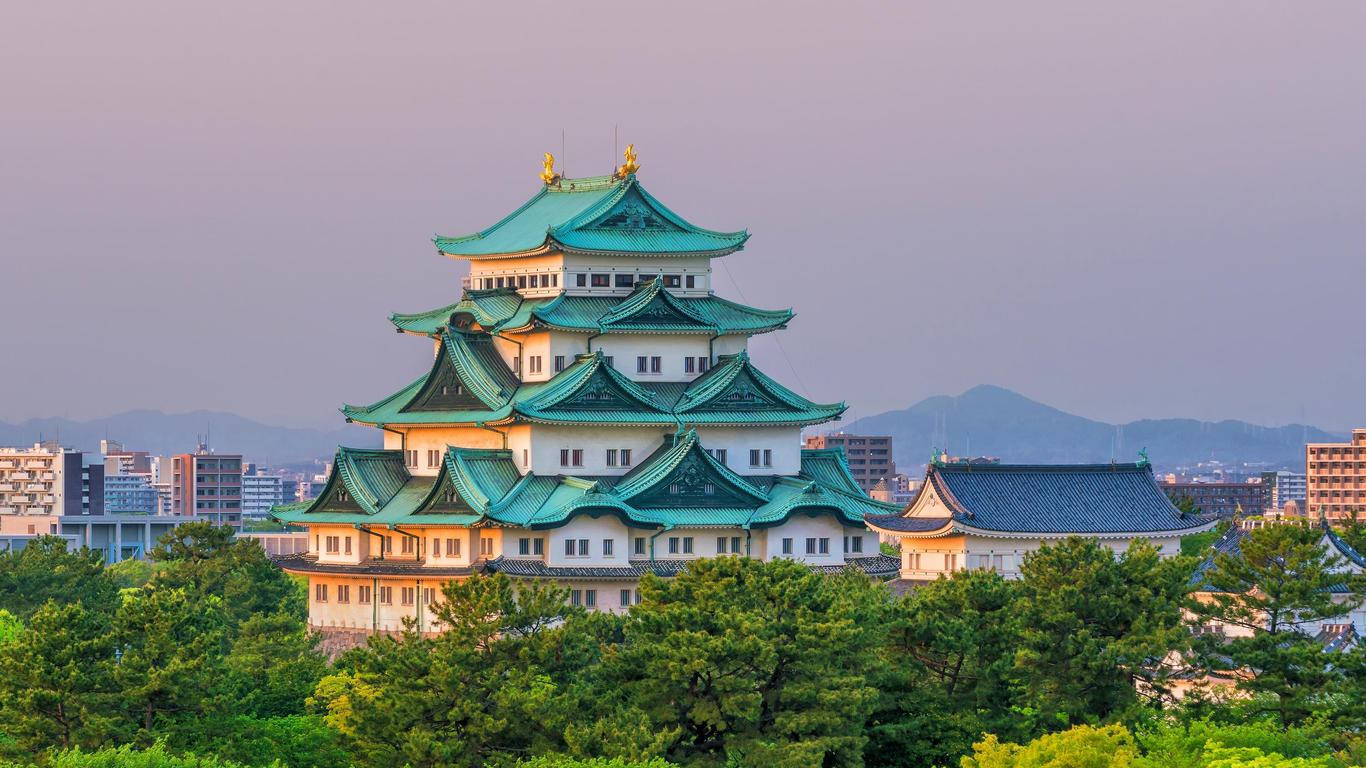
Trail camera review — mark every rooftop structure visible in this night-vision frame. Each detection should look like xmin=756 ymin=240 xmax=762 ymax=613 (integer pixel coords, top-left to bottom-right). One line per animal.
xmin=272 ymin=151 xmax=899 ymax=637
xmin=867 ymin=459 xmax=1213 ymax=582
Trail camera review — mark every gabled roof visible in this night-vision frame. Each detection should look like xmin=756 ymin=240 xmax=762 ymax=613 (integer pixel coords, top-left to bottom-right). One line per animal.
xmin=344 ymin=347 xmax=841 ymax=428
xmin=671 ymin=351 xmax=845 ymax=424
xmin=390 ymin=284 xmax=791 ymax=338
xmin=513 ymin=352 xmax=674 ymax=424
xmin=1191 ymin=518 xmax=1366 ymax=594
xmin=871 ymin=462 xmax=1213 ymax=537
xmin=342 ymin=330 xmax=520 ymax=424
xmin=273 ymin=442 xmax=899 ymax=532
xmin=612 ymin=430 xmax=770 ymax=509
xmin=434 ymin=175 xmax=748 ymax=259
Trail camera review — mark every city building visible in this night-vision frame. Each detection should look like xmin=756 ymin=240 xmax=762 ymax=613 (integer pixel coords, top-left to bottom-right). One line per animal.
xmin=1161 ymin=479 xmax=1270 ymax=518
xmin=0 ymin=443 xmax=103 ymax=517
xmin=104 ymin=473 xmax=159 ymax=514
xmin=1263 ymin=470 xmax=1307 ymax=510
xmin=866 ymin=458 xmax=1214 ymax=582
xmin=803 ymin=433 xmax=896 ymax=492
xmin=271 ymin=151 xmax=900 ymax=637
xmin=242 ymin=471 xmax=287 ymax=520
xmin=1306 ymin=430 xmax=1366 ymax=521
xmin=171 ymin=448 xmax=243 ymax=526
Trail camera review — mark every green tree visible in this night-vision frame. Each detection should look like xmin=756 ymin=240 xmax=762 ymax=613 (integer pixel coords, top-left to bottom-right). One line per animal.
xmin=0 ymin=601 xmax=119 ymax=754
xmin=866 ymin=569 xmax=1023 ymax=768
xmin=0 ymin=741 xmax=270 ymax=768
xmin=614 ymin=558 xmax=882 ymax=767
xmin=1013 ymin=538 xmax=1194 ymax=727
xmin=1190 ymin=523 xmax=1366 ymax=726
xmin=113 ymin=587 xmax=230 ymax=742
xmin=0 ymin=539 xmax=119 ymax=619
xmin=222 ymin=612 xmax=327 ymax=718
xmin=515 ymin=758 xmax=677 ymax=768
xmin=148 ymin=523 xmax=305 ymax=625
xmin=315 ymin=574 xmax=602 ymax=768
xmin=960 ymin=724 xmax=1139 ymax=768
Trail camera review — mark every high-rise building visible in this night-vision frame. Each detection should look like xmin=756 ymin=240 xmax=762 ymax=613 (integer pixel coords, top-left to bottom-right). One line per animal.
xmin=172 ymin=449 xmax=243 ymax=527
xmin=1306 ymin=430 xmax=1366 ymax=520
xmin=1263 ymin=470 xmax=1307 ymax=510
xmin=802 ymin=433 xmax=896 ymax=493
xmin=0 ymin=443 xmax=102 ymax=518
xmin=242 ymin=472 xmax=286 ymax=520
xmin=271 ymin=152 xmax=900 ymax=637
xmin=104 ymin=473 xmax=159 ymax=514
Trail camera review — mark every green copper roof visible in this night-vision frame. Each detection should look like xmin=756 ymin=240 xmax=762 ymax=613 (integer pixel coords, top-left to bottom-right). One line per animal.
xmin=272 ymin=439 xmax=898 ymax=531
xmin=434 ymin=175 xmax=748 ymax=259
xmin=390 ymin=283 xmax=790 ymax=338
xmin=343 ymin=348 xmax=843 ymax=428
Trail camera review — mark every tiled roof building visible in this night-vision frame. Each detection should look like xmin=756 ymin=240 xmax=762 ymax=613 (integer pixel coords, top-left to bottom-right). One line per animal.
xmin=273 ymin=152 xmax=898 ymax=636
xmin=867 ymin=460 xmax=1213 ymax=583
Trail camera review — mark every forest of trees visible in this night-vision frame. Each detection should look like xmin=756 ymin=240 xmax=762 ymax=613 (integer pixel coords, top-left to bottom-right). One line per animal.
xmin=0 ymin=521 xmax=1362 ymax=767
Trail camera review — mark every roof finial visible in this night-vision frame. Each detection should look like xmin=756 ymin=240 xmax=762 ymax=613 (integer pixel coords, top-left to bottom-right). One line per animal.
xmin=540 ymin=152 xmax=559 ymax=185
xmin=615 ymin=143 xmax=639 ymax=178
xmin=1136 ymin=447 xmax=1150 ymax=468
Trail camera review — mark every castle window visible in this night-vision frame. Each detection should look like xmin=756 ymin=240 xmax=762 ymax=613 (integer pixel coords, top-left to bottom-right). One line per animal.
xmin=637 ymin=356 xmax=648 ymax=373
xmin=851 ymin=536 xmax=863 ymax=553
xmin=517 ymin=275 xmax=527 ymax=288
xmin=480 ymin=537 xmax=493 ymax=556
xmin=572 ymin=449 xmax=583 ymax=467
xmin=578 ymin=538 xmax=589 ymax=556
xmin=358 ymin=585 xmax=372 ymax=604
xmin=668 ymin=536 xmax=680 ymax=554
xmin=585 ymin=589 xmax=597 ymax=608
xmin=663 ymin=275 xmax=681 ymax=287
xmin=337 ymin=585 xmax=350 ymax=603
xmin=314 ymin=584 xmax=328 ymax=602
xmin=576 ymin=273 xmax=587 ymax=287
xmin=603 ymin=538 xmax=614 ymax=557
xmin=620 ymin=589 xmax=632 ymax=607
xmin=379 ymin=586 xmax=393 ymax=605
xmin=685 ymin=357 xmax=695 ymax=374
xmin=621 ymin=449 xmax=632 ymax=467
xmin=651 ymin=356 xmax=661 ymax=373
xmin=634 ymin=537 xmax=646 ymax=555
xmin=445 ymin=538 xmax=460 ymax=557
xmin=682 ymin=537 xmax=694 ymax=554
xmin=571 ymin=589 xmax=582 ymax=606
xmin=615 ymin=273 xmax=634 ymax=287
xmin=550 ymin=274 xmax=558 ymax=287
xmin=805 ymin=538 xmax=817 ymax=555
xmin=606 ymin=449 xmax=618 ymax=467
xmin=554 ymin=355 xmax=566 ymax=372
xmin=401 ymin=587 xmax=414 ymax=606
xmin=591 ymin=274 xmax=610 ymax=287
xmin=496 ymin=277 xmax=506 ymax=288
xmin=782 ymin=538 xmax=793 ymax=555
xmin=716 ymin=536 xmax=728 ymax=553
xmin=685 ymin=275 xmax=696 ymax=289
xmin=749 ymin=450 xmax=761 ymax=467
xmin=534 ymin=538 xmax=544 ymax=555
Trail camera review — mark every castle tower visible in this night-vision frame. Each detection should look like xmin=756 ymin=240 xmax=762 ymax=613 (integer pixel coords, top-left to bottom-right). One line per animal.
xmin=272 ymin=152 xmax=899 ymax=635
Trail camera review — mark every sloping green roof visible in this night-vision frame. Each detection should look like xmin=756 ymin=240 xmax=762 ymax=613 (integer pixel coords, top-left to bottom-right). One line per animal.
xmin=344 ymin=348 xmax=842 ymax=428
xmin=272 ymin=441 xmax=897 ymax=531
xmin=434 ymin=175 xmax=748 ymax=259
xmin=390 ymin=284 xmax=790 ymax=337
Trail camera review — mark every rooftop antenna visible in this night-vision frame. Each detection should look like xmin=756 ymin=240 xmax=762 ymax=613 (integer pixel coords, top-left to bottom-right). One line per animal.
xmin=560 ymin=128 xmax=565 ymax=177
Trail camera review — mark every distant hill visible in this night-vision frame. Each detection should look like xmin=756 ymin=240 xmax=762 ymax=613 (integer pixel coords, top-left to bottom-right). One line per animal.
xmin=843 ymin=385 xmax=1342 ymax=470
xmin=0 ymin=410 xmax=380 ymax=465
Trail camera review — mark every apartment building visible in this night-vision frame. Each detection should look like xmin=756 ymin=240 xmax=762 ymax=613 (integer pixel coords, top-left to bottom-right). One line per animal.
xmin=0 ymin=443 xmax=103 ymax=517
xmin=802 ymin=433 xmax=896 ymax=493
xmin=171 ymin=450 xmax=243 ymax=527
xmin=242 ymin=471 xmax=286 ymax=520
xmin=1307 ymin=430 xmax=1366 ymax=521
xmin=1162 ymin=480 xmax=1269 ymax=518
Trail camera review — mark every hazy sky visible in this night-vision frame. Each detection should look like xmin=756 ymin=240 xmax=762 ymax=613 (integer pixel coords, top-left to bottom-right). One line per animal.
xmin=3 ymin=2 xmax=1365 ymax=430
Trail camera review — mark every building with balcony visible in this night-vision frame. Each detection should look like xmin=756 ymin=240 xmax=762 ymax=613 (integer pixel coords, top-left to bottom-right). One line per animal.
xmin=104 ymin=473 xmax=159 ymax=514
xmin=271 ymin=151 xmax=900 ymax=637
xmin=1264 ymin=470 xmax=1307 ymax=510
xmin=803 ymin=433 xmax=897 ymax=493
xmin=1306 ymin=430 xmax=1366 ymax=521
xmin=0 ymin=443 xmax=103 ymax=518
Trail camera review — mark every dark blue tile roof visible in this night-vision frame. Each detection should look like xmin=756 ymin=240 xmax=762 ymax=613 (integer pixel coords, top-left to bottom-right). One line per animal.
xmin=927 ymin=463 xmax=1209 ymax=535
xmin=865 ymin=514 xmax=952 ymax=533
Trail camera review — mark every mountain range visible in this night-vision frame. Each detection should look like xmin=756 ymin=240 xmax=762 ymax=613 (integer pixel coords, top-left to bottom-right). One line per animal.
xmin=0 ymin=410 xmax=379 ymax=467
xmin=843 ymin=385 xmax=1341 ymax=470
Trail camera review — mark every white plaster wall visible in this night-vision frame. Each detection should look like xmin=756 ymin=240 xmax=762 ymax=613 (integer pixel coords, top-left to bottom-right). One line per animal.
xmin=397 ymin=427 xmax=510 ymax=477
xmin=712 ymin=334 xmax=749 ymax=356
xmin=562 ymin=254 xmax=712 ymax=297
xmin=546 ymin=515 xmax=633 ymax=567
xmin=759 ymin=515 xmax=848 ymax=565
xmin=899 ymin=532 xmax=1189 ymax=580
xmin=312 ymin=525 xmax=367 ymax=564
xmin=307 ymin=575 xmax=461 ymax=633
xmin=590 ymin=334 xmax=720 ymax=382
xmin=525 ymin=425 xmax=800 ymax=477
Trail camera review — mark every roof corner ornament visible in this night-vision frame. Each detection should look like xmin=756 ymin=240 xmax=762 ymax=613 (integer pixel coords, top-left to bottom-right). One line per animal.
xmin=1136 ymin=447 xmax=1150 ymax=468
xmin=540 ymin=152 xmax=560 ymax=186
xmin=615 ymin=143 xmax=640 ymax=178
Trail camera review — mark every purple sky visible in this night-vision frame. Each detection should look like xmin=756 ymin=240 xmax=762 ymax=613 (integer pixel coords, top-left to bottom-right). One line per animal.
xmin=3 ymin=2 xmax=1365 ymax=430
